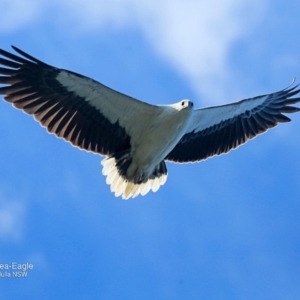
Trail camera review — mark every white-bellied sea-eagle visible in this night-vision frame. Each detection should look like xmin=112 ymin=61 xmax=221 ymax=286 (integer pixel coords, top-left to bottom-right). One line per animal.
xmin=0 ymin=46 xmax=299 ymax=199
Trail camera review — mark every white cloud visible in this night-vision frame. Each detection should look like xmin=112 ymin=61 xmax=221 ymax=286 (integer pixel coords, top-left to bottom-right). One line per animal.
xmin=141 ymin=1 xmax=266 ymax=103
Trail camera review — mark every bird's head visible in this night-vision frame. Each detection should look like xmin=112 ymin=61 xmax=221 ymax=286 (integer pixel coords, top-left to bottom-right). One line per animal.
xmin=171 ymin=99 xmax=194 ymax=111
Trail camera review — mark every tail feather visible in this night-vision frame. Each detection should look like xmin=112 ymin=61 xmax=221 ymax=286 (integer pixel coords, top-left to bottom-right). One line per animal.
xmin=101 ymin=151 xmax=168 ymax=199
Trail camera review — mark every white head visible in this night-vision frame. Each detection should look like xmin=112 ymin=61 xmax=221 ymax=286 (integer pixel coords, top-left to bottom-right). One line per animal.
xmin=171 ymin=99 xmax=194 ymax=111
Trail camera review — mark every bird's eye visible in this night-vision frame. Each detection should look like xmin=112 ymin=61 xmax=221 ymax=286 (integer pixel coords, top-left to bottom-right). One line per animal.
xmin=181 ymin=101 xmax=185 ymax=106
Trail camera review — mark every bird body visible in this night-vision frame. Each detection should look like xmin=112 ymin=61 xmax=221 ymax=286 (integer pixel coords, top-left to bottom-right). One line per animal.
xmin=101 ymin=100 xmax=193 ymax=198
xmin=0 ymin=46 xmax=299 ymax=199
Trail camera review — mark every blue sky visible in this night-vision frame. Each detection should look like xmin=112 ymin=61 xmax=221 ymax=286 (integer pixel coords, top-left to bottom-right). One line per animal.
xmin=0 ymin=1 xmax=300 ymax=299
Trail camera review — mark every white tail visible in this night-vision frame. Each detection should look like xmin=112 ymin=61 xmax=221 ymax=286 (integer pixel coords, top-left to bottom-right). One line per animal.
xmin=101 ymin=156 xmax=167 ymax=199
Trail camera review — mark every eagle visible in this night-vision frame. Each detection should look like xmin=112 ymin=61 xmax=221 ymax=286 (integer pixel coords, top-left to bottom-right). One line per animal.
xmin=0 ymin=46 xmax=299 ymax=199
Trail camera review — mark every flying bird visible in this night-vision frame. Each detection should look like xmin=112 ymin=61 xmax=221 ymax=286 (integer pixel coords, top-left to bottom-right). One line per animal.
xmin=0 ymin=46 xmax=299 ymax=199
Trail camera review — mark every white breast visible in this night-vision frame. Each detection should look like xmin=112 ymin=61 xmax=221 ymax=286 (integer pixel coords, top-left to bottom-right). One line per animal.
xmin=132 ymin=106 xmax=193 ymax=170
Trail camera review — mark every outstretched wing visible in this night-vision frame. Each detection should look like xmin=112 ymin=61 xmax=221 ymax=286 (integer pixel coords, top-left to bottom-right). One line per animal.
xmin=166 ymin=84 xmax=300 ymax=163
xmin=0 ymin=46 xmax=162 ymax=156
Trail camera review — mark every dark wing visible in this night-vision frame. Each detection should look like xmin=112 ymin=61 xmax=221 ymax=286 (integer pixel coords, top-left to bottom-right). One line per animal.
xmin=166 ymin=84 xmax=300 ymax=163
xmin=0 ymin=46 xmax=162 ymax=156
